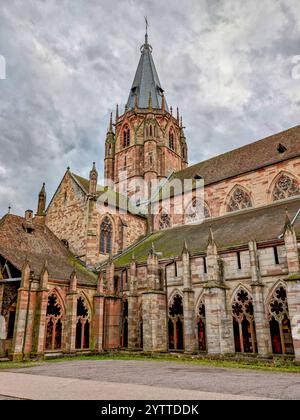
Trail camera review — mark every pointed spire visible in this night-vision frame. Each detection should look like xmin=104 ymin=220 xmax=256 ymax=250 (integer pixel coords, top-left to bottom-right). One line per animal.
xmin=170 ymin=106 xmax=173 ymax=116
xmin=116 ymin=104 xmax=119 ymax=121
xmin=89 ymin=162 xmax=98 ymax=195
xmin=180 ymin=116 xmax=183 ymax=128
xmin=37 ymin=183 xmax=46 ymax=216
xmin=177 ymin=107 xmax=179 ymax=123
xmin=207 ymin=225 xmax=215 ymax=246
xmin=7 ymin=204 xmax=11 ymax=214
xmin=149 ymin=242 xmax=155 ymax=256
xmin=284 ymin=207 xmax=293 ymax=234
xmin=108 ymin=112 xmax=113 ymax=133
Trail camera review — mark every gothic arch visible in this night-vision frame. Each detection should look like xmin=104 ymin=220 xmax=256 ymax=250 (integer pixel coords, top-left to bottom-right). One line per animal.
xmin=185 ymin=199 xmax=211 ymax=224
xmin=47 ymin=288 xmax=66 ymax=314
xmin=168 ymin=288 xmax=183 ymax=306
xmin=168 ymin=291 xmax=184 ymax=351
xmin=158 ymin=208 xmax=171 ymax=230
xmin=75 ymin=294 xmax=91 ymax=350
xmin=99 ymin=214 xmax=115 ymax=254
xmin=231 ymin=286 xmax=257 ymax=353
xmin=265 ymin=281 xmax=294 ymax=355
xmin=77 ymin=291 xmax=92 ymax=316
xmin=195 ymin=295 xmax=206 ymax=352
xmin=230 ymin=283 xmax=253 ymax=304
xmin=225 ymin=185 xmax=253 ymax=213
xmin=45 ymin=289 xmax=65 ymax=351
xmin=268 ymin=171 xmax=300 ymax=202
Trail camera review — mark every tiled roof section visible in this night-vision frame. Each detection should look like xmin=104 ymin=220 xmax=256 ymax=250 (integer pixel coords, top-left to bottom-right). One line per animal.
xmin=172 ymin=125 xmax=300 ymax=185
xmin=113 ymin=197 xmax=300 ymax=267
xmin=0 ymin=214 xmax=97 ymax=285
xmin=126 ymin=38 xmax=168 ymax=110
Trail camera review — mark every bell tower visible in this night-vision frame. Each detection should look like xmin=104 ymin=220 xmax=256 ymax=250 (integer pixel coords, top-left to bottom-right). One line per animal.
xmin=104 ymin=26 xmax=188 ymax=201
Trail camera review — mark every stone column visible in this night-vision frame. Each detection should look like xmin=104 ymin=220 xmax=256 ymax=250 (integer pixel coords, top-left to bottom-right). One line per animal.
xmin=11 ymin=261 xmax=33 ymax=361
xmin=284 ymin=216 xmax=300 ymax=360
xmin=128 ymin=256 xmax=139 ymax=349
xmin=32 ymin=262 xmax=49 ymax=358
xmin=249 ymin=241 xmax=272 ymax=356
xmin=142 ymin=245 xmax=167 ymax=352
xmin=203 ymin=228 xmax=233 ymax=355
xmin=93 ymin=272 xmax=105 ymax=353
xmin=65 ymin=271 xmax=78 ymax=354
xmin=103 ymin=262 xmax=122 ymax=349
xmin=182 ymin=241 xmax=195 ymax=353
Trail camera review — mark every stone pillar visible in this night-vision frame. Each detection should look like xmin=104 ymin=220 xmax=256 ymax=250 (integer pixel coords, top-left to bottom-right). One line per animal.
xmin=249 ymin=241 xmax=272 ymax=356
xmin=93 ymin=272 xmax=105 ymax=353
xmin=284 ymin=216 xmax=300 ymax=360
xmin=32 ymin=262 xmax=49 ymax=358
xmin=142 ymin=246 xmax=167 ymax=352
xmin=65 ymin=271 xmax=78 ymax=354
xmin=103 ymin=261 xmax=122 ymax=349
xmin=128 ymin=256 xmax=139 ymax=349
xmin=182 ymin=241 xmax=195 ymax=353
xmin=11 ymin=261 xmax=33 ymax=361
xmin=203 ymin=228 xmax=233 ymax=355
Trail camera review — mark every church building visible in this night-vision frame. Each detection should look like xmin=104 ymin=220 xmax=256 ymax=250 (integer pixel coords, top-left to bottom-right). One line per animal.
xmin=1 ymin=30 xmax=300 ymax=361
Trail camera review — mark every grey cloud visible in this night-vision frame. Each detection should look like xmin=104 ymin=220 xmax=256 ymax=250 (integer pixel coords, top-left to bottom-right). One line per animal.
xmin=0 ymin=0 xmax=299 ymax=217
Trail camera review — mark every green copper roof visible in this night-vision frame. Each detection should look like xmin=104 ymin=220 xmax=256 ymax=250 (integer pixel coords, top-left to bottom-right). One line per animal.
xmin=127 ymin=34 xmax=168 ymax=111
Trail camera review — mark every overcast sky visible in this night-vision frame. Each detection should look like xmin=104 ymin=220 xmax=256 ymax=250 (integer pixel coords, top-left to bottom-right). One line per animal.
xmin=0 ymin=0 xmax=300 ymax=217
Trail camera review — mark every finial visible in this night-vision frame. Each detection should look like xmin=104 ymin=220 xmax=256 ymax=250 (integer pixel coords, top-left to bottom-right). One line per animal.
xmin=67 ymin=166 xmax=70 ymax=171
xmin=170 ymin=106 xmax=173 ymax=116
xmin=134 ymin=94 xmax=138 ymax=110
xmin=284 ymin=207 xmax=293 ymax=232
xmin=180 ymin=116 xmax=183 ymax=128
xmin=8 ymin=204 xmax=11 ymax=214
xmin=109 ymin=112 xmax=113 ymax=132
xmin=161 ymin=93 xmax=165 ymax=113
xmin=208 ymin=225 xmax=215 ymax=245
xmin=148 ymin=91 xmax=152 ymax=110
xmin=177 ymin=107 xmax=179 ymax=122
xmin=144 ymin=16 xmax=149 ymax=45
xmin=116 ymin=104 xmax=119 ymax=121
xmin=182 ymin=239 xmax=189 ymax=254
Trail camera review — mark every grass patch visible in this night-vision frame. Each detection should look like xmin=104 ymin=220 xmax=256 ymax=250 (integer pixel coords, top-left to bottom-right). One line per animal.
xmin=1 ymin=352 xmax=300 ymax=373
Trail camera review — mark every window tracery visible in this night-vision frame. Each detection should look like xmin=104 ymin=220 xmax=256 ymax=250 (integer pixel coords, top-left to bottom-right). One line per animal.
xmin=227 ymin=187 xmax=252 ymax=212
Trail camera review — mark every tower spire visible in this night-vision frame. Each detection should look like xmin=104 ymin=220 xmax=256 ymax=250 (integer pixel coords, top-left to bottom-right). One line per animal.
xmin=144 ymin=16 xmax=149 ymax=46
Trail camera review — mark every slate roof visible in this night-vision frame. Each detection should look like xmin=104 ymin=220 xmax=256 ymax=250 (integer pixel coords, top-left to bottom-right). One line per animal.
xmin=0 ymin=214 xmax=97 ymax=285
xmin=171 ymin=125 xmax=300 ymax=185
xmin=127 ymin=35 xmax=168 ymax=110
xmin=112 ymin=197 xmax=300 ymax=267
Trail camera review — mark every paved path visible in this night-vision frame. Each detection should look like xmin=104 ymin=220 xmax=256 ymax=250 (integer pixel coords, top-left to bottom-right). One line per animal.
xmin=0 ymin=360 xmax=300 ymax=400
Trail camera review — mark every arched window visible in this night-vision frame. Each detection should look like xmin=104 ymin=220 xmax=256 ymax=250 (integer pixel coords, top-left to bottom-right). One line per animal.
xmin=45 ymin=293 xmax=64 ymax=351
xmin=123 ymin=125 xmax=130 ymax=148
xmin=159 ymin=210 xmax=171 ymax=230
xmin=232 ymin=288 xmax=257 ymax=353
xmin=196 ymin=301 xmax=206 ymax=351
xmin=122 ymin=298 xmax=128 ymax=348
xmin=272 ymin=174 xmax=300 ymax=201
xmin=185 ymin=199 xmax=210 ymax=224
xmin=169 ymin=128 xmax=175 ymax=150
xmin=75 ymin=296 xmax=90 ymax=350
xmin=227 ymin=186 xmax=252 ymax=213
xmin=268 ymin=285 xmax=294 ymax=355
xmin=100 ymin=217 xmax=113 ymax=254
xmin=168 ymin=294 xmax=184 ymax=350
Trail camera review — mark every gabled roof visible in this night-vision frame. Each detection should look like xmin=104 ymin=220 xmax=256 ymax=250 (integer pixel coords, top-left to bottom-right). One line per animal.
xmin=112 ymin=197 xmax=300 ymax=267
xmin=172 ymin=125 xmax=300 ymax=185
xmin=0 ymin=214 xmax=97 ymax=285
xmin=127 ymin=34 xmax=168 ymax=110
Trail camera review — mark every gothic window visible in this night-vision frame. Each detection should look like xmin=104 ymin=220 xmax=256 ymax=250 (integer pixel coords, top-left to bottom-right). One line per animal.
xmin=75 ymin=296 xmax=90 ymax=350
xmin=100 ymin=217 xmax=113 ymax=254
xmin=226 ymin=186 xmax=252 ymax=213
xmin=159 ymin=210 xmax=171 ymax=230
xmin=122 ymin=298 xmax=128 ymax=348
xmin=232 ymin=288 xmax=257 ymax=353
xmin=45 ymin=293 xmax=63 ymax=351
xmin=196 ymin=301 xmax=206 ymax=351
xmin=168 ymin=294 xmax=184 ymax=350
xmin=185 ymin=199 xmax=210 ymax=224
xmin=272 ymin=174 xmax=300 ymax=201
xmin=123 ymin=125 xmax=130 ymax=148
xmin=268 ymin=286 xmax=294 ymax=355
xmin=169 ymin=128 xmax=175 ymax=150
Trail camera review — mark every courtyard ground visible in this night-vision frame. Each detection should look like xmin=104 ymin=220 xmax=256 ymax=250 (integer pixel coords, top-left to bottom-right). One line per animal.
xmin=0 ymin=358 xmax=300 ymax=400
